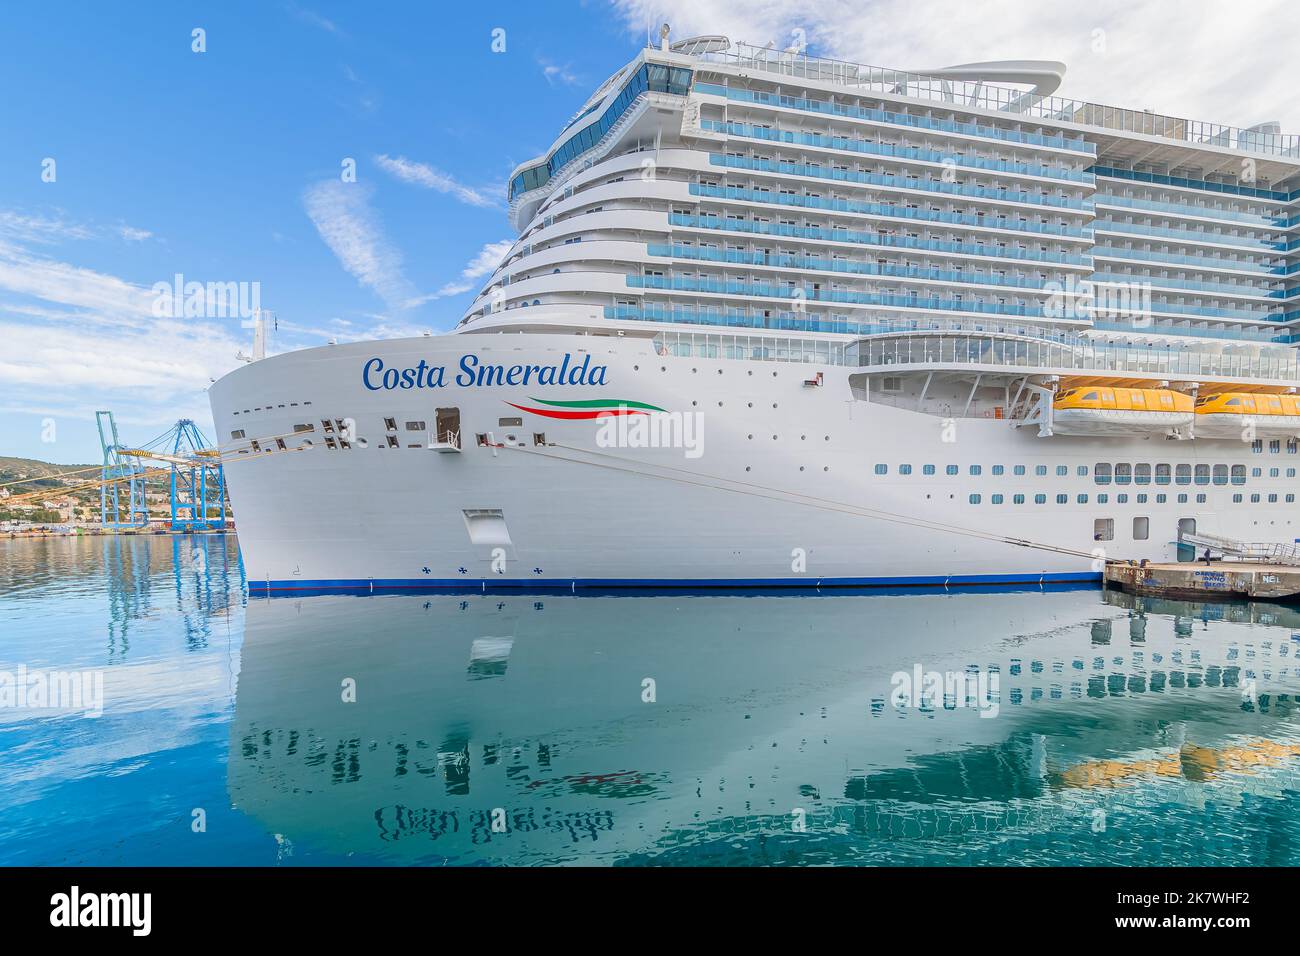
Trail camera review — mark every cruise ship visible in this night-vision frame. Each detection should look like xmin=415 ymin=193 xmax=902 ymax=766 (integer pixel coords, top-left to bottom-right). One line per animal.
xmin=209 ymin=32 xmax=1300 ymax=593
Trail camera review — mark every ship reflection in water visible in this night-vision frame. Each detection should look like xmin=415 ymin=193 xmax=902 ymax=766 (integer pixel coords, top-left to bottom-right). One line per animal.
xmin=2 ymin=535 xmax=1300 ymax=865
xmin=233 ymin=585 xmax=1300 ymax=866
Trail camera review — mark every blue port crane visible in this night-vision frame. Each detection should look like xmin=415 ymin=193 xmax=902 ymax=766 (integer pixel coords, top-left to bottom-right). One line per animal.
xmin=96 ymin=413 xmax=228 ymax=532
xmin=95 ymin=410 xmax=149 ymax=529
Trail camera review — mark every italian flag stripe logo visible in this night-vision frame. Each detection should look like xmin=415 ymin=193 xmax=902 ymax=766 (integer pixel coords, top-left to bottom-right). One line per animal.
xmin=506 ymin=397 xmax=666 ymax=420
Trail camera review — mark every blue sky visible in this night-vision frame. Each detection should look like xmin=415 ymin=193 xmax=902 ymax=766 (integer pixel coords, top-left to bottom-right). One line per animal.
xmin=0 ymin=1 xmax=653 ymax=463
xmin=3 ymin=0 xmax=1296 ymax=463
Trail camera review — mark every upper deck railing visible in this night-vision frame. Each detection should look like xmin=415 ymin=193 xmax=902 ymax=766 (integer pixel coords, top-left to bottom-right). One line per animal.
xmin=694 ymin=42 xmax=1300 ymax=159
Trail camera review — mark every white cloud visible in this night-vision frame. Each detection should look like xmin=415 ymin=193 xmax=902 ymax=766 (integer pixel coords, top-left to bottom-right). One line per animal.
xmin=119 ymin=226 xmax=152 ymax=242
xmin=539 ymin=58 xmax=582 ymax=87
xmin=286 ymin=2 xmax=345 ymax=36
xmin=0 ymin=233 xmax=246 ymax=444
xmin=609 ymin=0 xmax=1300 ymax=132
xmin=403 ymin=239 xmax=513 ymax=307
xmin=372 ymin=154 xmax=502 ymax=209
xmin=302 ymin=180 xmax=415 ymax=309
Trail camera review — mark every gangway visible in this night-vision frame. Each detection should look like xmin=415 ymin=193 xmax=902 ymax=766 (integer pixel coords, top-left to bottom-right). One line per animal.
xmin=1178 ymin=530 xmax=1300 ymax=566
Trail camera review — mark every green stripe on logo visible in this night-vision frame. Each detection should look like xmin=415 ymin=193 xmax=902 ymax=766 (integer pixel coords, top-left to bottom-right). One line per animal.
xmin=529 ymin=397 xmax=666 ymax=412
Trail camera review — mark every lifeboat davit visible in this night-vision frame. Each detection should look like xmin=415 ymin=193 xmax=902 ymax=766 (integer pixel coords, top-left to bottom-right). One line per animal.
xmin=1194 ymin=392 xmax=1300 ymax=439
xmin=1051 ymin=386 xmax=1193 ymax=437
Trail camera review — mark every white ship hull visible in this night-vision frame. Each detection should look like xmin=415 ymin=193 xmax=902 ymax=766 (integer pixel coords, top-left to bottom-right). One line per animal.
xmin=209 ymin=333 xmax=1300 ymax=593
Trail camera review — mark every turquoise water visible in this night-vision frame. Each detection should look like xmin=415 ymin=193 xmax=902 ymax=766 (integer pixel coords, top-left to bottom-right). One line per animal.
xmin=2 ymin=533 xmax=1300 ymax=866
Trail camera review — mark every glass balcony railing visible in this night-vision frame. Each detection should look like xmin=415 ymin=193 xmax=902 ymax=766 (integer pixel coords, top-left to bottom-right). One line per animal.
xmin=1092 ymin=165 xmax=1297 ymax=203
xmin=667 ymin=213 xmax=1090 ymax=267
xmin=700 ymin=119 xmax=1093 ymax=183
xmin=1093 ymin=193 xmax=1282 ymax=228
xmin=690 ymin=183 xmax=1092 ymax=238
xmin=1091 ymin=245 xmax=1276 ymax=275
xmin=667 ymin=213 xmax=1091 ymax=266
xmin=627 ymin=274 xmax=1048 ymax=317
xmin=610 ymin=306 xmax=1300 ymax=379
xmin=709 ymin=153 xmax=1092 ymax=211
xmin=1094 ymin=219 xmax=1278 ymax=251
xmin=692 ymin=80 xmax=1095 ymax=154
xmin=649 ymin=243 xmax=1057 ymax=291
xmin=1090 ymin=271 xmax=1278 ymax=298
xmin=846 ymin=333 xmax=1300 ymax=381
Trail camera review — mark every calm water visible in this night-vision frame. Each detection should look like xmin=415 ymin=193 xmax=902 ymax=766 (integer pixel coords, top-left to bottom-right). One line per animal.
xmin=2 ymin=534 xmax=1300 ymax=866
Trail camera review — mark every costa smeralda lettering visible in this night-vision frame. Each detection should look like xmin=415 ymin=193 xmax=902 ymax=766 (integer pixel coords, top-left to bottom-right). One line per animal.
xmin=362 ymin=353 xmax=608 ymax=391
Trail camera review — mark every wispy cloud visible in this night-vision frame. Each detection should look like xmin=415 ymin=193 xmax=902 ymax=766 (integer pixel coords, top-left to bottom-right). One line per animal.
xmin=538 ymin=57 xmax=582 ymax=87
xmin=302 ymin=180 xmax=415 ymax=309
xmin=119 ymin=225 xmax=152 ymax=242
xmin=372 ymin=154 xmax=502 ymax=209
xmin=404 ymin=239 xmax=513 ymax=306
xmin=285 ymin=1 xmax=345 ymax=37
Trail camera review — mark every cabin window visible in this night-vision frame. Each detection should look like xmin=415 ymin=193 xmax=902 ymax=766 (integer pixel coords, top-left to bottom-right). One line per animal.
xmin=946 ymin=465 xmax=958 ymax=475
xmin=1233 ymin=494 xmax=1243 ymax=503
xmin=1034 ymin=494 xmax=1047 ymax=504
xmin=923 ymin=464 xmax=936 ymax=475
xmin=1270 ymin=440 xmax=1281 ymax=453
xmin=1212 ymin=464 xmax=1229 ymax=486
xmin=899 ymin=464 xmax=913 ymax=475
xmin=1077 ymin=465 xmax=1089 ymax=476
xmin=1077 ymin=494 xmax=1088 ymax=504
xmin=1156 ymin=494 xmax=1166 ymax=504
xmin=1194 ymin=464 xmax=1210 ymax=486
xmin=1094 ymin=518 xmax=1114 ymax=541
xmin=1056 ymin=465 xmax=1068 ymax=476
xmin=1134 ymin=464 xmax=1151 ymax=485
xmin=1133 ymin=517 xmax=1150 ymax=540
xmin=1175 ymin=464 xmax=1192 ymax=485
xmin=1013 ymin=494 xmax=1025 ymax=504
xmin=1155 ymin=463 xmax=1171 ymax=485
xmin=1056 ymin=494 xmax=1068 ymax=504
xmin=1098 ymin=494 xmax=1108 ymax=504
xmin=1014 ymin=465 xmax=1026 ymax=476
xmin=230 ymin=429 xmax=245 ymax=440
xmin=1117 ymin=494 xmax=1128 ymax=504
xmin=386 ymin=436 xmax=399 ymax=448
xmin=991 ymin=494 xmax=1004 ymax=504
xmin=405 ymin=421 xmax=426 ymax=432
xmin=293 ymin=423 xmax=313 ymax=433
xmin=969 ymin=494 xmax=981 ymax=504
xmin=1094 ymin=463 xmax=1112 ymax=485
xmin=874 ymin=464 xmax=888 ymax=475
xmin=1035 ymin=465 xmax=1047 ymax=476
xmin=992 ymin=465 xmax=1004 ymax=475
xmin=1115 ymin=463 xmax=1132 ymax=485
xmin=969 ymin=465 xmax=981 ymax=475
xmin=384 ymin=418 xmax=397 ymax=431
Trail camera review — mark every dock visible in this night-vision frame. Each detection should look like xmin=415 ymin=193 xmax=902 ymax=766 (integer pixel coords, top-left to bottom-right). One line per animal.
xmin=1105 ymin=561 xmax=1300 ymax=601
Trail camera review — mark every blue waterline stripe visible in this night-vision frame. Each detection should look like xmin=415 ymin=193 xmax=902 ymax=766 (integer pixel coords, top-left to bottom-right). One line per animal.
xmin=248 ymin=571 xmax=1103 ymax=594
